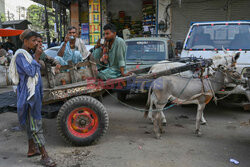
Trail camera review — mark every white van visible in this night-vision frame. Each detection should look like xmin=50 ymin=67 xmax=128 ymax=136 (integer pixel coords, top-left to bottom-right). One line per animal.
xmin=181 ymin=21 xmax=250 ymax=107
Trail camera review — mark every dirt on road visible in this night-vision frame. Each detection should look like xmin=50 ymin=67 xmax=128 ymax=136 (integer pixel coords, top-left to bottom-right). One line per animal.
xmin=0 ymin=94 xmax=250 ymax=167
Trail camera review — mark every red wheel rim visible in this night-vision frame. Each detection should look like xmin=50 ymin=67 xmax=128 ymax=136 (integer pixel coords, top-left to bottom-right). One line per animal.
xmin=67 ymin=107 xmax=99 ymax=138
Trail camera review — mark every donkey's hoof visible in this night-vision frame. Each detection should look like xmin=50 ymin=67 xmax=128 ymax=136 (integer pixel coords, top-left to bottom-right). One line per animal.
xmin=155 ymin=133 xmax=161 ymax=139
xmin=195 ymin=130 xmax=202 ymax=137
xmin=200 ymin=121 xmax=207 ymax=125
xmin=149 ymin=118 xmax=154 ymax=125
xmin=162 ymin=122 xmax=167 ymax=126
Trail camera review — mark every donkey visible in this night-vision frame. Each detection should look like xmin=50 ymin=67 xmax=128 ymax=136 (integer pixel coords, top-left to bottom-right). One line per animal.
xmin=146 ymin=65 xmax=241 ymax=139
xmin=145 ymin=53 xmax=240 ymax=126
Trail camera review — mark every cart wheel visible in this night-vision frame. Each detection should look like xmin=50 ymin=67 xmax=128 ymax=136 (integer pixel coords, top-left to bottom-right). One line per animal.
xmin=57 ymin=96 xmax=109 ymax=146
xmin=117 ymin=92 xmax=127 ymax=101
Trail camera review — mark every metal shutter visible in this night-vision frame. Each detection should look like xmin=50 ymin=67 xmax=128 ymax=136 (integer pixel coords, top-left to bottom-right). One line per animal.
xmin=230 ymin=0 xmax=250 ymax=21
xmin=171 ymin=0 xmax=227 ymax=43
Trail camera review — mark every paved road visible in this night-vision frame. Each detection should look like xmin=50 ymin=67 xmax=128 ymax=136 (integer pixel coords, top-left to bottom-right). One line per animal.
xmin=0 ymin=93 xmax=250 ymax=167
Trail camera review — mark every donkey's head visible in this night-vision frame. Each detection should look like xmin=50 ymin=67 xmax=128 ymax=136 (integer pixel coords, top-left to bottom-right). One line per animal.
xmin=212 ymin=52 xmax=240 ymax=68
xmin=215 ymin=65 xmax=242 ymax=85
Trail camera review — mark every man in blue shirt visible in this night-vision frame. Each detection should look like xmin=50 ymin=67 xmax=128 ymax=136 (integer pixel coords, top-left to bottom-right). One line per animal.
xmin=56 ymin=26 xmax=90 ymax=65
xmin=9 ymin=29 xmax=56 ymax=167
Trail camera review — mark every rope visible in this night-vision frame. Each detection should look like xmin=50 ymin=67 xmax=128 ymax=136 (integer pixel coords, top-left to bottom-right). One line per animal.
xmin=105 ymin=89 xmax=178 ymax=112
xmin=207 ymin=78 xmax=218 ymax=104
xmin=104 ymin=77 xmax=193 ymax=113
xmin=215 ymin=91 xmax=234 ymax=101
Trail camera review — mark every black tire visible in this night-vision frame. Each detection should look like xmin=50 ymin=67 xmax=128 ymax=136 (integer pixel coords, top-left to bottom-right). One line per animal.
xmin=117 ymin=92 xmax=127 ymax=101
xmin=57 ymin=96 xmax=109 ymax=146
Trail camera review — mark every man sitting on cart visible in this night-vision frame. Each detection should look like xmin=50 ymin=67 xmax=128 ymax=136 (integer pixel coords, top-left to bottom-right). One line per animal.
xmin=92 ymin=23 xmax=131 ymax=80
xmin=56 ymin=26 xmax=90 ymax=65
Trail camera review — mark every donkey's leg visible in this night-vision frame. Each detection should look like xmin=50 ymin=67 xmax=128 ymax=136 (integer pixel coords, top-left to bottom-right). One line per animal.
xmin=153 ymin=111 xmax=161 ymax=139
xmin=154 ymin=104 xmax=166 ymax=138
xmin=148 ymin=94 xmax=155 ymax=122
xmin=159 ymin=113 xmax=165 ymax=134
xmin=195 ymin=103 xmax=206 ymax=137
xmin=158 ymin=112 xmax=165 ymax=134
xmin=148 ymin=99 xmax=154 ymax=122
xmin=148 ymin=110 xmax=153 ymax=122
xmin=161 ymin=111 xmax=167 ymax=126
xmin=200 ymin=112 xmax=207 ymax=125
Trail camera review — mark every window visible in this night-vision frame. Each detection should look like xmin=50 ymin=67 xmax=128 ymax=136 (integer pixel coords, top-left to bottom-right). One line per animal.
xmin=185 ymin=24 xmax=250 ymax=50
xmin=44 ymin=48 xmax=59 ymax=58
xmin=126 ymin=40 xmax=166 ymax=61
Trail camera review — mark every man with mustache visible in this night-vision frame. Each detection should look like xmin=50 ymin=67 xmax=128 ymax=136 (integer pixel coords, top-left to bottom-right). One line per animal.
xmin=36 ymin=34 xmax=61 ymax=73
xmin=9 ymin=29 xmax=56 ymax=167
xmin=92 ymin=23 xmax=131 ymax=80
xmin=56 ymin=26 xmax=90 ymax=65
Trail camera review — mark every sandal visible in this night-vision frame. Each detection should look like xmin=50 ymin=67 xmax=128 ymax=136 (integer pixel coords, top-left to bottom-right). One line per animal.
xmin=40 ymin=157 xmax=56 ymax=167
xmin=27 ymin=149 xmax=41 ymax=157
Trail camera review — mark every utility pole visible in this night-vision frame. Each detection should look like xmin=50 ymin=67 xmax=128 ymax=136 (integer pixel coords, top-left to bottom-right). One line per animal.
xmin=59 ymin=6 xmax=62 ymax=42
xmin=0 ymin=12 xmax=2 ymax=28
xmin=7 ymin=11 xmax=10 ymax=21
xmin=18 ymin=6 xmax=20 ymax=20
xmin=63 ymin=7 xmax=66 ymax=37
xmin=54 ymin=1 xmax=60 ymax=43
xmin=44 ymin=0 xmax=51 ymax=47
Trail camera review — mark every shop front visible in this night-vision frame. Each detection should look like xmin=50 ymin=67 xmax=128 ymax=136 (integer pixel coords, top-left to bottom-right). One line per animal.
xmin=105 ymin=0 xmax=157 ymax=38
xmin=74 ymin=0 xmax=159 ymax=45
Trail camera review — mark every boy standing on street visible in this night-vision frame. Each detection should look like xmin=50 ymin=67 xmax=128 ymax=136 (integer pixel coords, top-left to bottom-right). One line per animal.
xmin=9 ymin=29 xmax=56 ymax=167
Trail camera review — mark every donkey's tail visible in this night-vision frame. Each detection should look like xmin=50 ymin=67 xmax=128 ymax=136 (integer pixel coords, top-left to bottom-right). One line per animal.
xmin=144 ymin=83 xmax=154 ymax=118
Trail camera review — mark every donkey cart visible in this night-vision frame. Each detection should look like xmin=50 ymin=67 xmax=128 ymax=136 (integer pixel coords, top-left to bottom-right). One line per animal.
xmin=41 ymin=58 xmax=212 ymax=146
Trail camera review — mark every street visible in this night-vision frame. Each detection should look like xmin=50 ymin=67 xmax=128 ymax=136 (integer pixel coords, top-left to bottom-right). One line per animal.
xmin=1 ymin=0 xmax=250 ymax=167
xmin=0 ymin=93 xmax=250 ymax=167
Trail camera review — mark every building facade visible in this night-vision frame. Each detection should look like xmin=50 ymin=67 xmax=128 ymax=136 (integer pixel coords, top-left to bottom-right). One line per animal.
xmin=4 ymin=0 xmax=36 ymax=21
xmin=0 ymin=0 xmax=5 ymax=15
xmin=29 ymin=0 xmax=250 ymax=45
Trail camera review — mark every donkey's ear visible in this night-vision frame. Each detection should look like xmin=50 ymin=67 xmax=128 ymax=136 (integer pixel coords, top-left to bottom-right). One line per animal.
xmin=234 ymin=52 xmax=240 ymax=61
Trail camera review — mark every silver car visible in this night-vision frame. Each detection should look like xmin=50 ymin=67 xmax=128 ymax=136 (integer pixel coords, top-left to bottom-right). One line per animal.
xmin=44 ymin=45 xmax=94 ymax=58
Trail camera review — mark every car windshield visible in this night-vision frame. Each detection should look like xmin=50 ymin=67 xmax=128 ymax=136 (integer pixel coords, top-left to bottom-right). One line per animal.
xmin=126 ymin=40 xmax=166 ymax=61
xmin=185 ymin=23 xmax=250 ymax=50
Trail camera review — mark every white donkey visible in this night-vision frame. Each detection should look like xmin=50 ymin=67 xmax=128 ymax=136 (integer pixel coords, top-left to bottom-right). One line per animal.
xmin=145 ymin=53 xmax=240 ymax=125
xmin=146 ymin=64 xmax=241 ymax=139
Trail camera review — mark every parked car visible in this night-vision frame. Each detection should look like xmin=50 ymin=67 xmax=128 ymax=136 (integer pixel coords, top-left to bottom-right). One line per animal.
xmin=42 ymin=42 xmax=48 ymax=50
xmin=114 ymin=37 xmax=174 ymax=100
xmin=44 ymin=46 xmax=60 ymax=58
xmin=125 ymin=37 xmax=174 ymax=71
xmin=44 ymin=45 xmax=94 ymax=58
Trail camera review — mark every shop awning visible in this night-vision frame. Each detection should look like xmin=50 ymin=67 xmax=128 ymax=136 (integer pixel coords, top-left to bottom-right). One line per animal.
xmin=0 ymin=28 xmax=24 ymax=37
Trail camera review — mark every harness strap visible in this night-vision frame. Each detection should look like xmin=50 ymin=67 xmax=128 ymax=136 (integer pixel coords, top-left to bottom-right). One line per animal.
xmin=207 ymin=78 xmax=218 ymax=104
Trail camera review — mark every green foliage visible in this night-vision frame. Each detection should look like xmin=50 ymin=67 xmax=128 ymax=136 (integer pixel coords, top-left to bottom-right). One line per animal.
xmin=27 ymin=4 xmax=56 ymax=39
xmin=0 ymin=13 xmax=6 ymax=22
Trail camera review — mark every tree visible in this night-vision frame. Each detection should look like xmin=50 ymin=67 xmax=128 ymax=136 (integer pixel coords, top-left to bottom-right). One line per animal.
xmin=27 ymin=4 xmax=56 ymax=40
xmin=0 ymin=13 xmax=6 ymax=22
